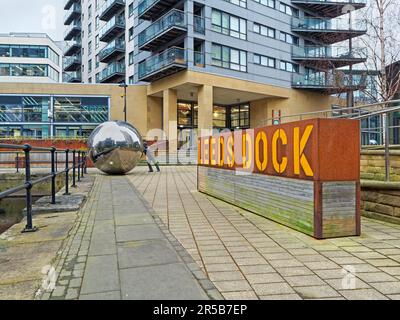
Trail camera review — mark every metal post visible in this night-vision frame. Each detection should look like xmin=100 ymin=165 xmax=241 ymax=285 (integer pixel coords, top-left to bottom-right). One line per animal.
xmin=64 ymin=149 xmax=70 ymax=195
xmin=15 ymin=152 xmax=19 ymax=173
xmin=77 ymin=151 xmax=81 ymax=182
xmin=72 ymin=150 xmax=77 ymax=188
xmin=22 ymin=144 xmax=37 ymax=233
xmin=51 ymin=147 xmax=56 ymax=205
xmin=384 ymin=113 xmax=391 ymax=182
xmin=81 ymin=152 xmax=85 ymax=178
xmin=84 ymin=152 xmax=88 ymax=174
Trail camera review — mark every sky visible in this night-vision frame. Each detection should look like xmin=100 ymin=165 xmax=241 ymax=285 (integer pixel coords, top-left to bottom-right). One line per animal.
xmin=0 ymin=0 xmax=65 ymax=41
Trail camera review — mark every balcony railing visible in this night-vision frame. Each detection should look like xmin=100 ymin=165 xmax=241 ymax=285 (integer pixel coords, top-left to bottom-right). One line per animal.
xmin=138 ymin=9 xmax=186 ymax=50
xmin=292 ymin=17 xmax=367 ymax=32
xmin=292 ymin=0 xmax=366 ymax=4
xmin=291 ymin=1 xmax=367 ymax=18
xmin=292 ymin=45 xmax=367 ymax=59
xmin=99 ymin=15 xmax=125 ymax=42
xmin=99 ymin=39 xmax=125 ymax=62
xmin=139 ymin=46 xmax=187 ymax=81
xmin=292 ymin=72 xmax=367 ymax=91
xmin=99 ymin=62 xmax=125 ymax=82
xmin=64 ymin=55 xmax=81 ymax=71
xmin=64 ymin=3 xmax=81 ymax=25
xmin=63 ymin=71 xmax=82 ymax=83
xmin=99 ymin=0 xmax=125 ymax=21
xmin=194 ymin=51 xmax=205 ymax=68
xmin=64 ymin=40 xmax=82 ymax=56
xmin=64 ymin=0 xmax=80 ymax=10
xmin=138 ymin=0 xmax=180 ymax=20
xmin=64 ymin=22 xmax=82 ymax=41
xmin=194 ymin=15 xmax=205 ymax=34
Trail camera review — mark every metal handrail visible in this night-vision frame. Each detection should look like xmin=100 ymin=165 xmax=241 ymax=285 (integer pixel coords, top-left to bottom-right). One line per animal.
xmin=0 ymin=144 xmax=87 ymax=233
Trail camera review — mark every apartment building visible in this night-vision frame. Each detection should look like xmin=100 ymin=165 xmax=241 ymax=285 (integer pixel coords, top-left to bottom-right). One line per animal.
xmin=62 ymin=0 xmax=367 ymax=157
xmin=0 ymin=33 xmax=62 ymax=83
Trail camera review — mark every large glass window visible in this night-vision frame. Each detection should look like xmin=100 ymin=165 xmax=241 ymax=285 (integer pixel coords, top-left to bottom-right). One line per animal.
xmin=254 ymin=0 xmax=275 ymax=8
xmin=253 ymin=23 xmax=275 ymax=38
xmin=0 ymin=96 xmax=50 ymax=123
xmin=53 ymin=96 xmax=109 ymax=124
xmin=230 ymin=104 xmax=250 ymax=129
xmin=211 ymin=9 xmax=247 ymax=40
xmin=280 ymin=32 xmax=299 ymax=45
xmin=212 ymin=44 xmax=247 ymax=72
xmin=213 ymin=106 xmax=227 ymax=128
xmin=224 ymin=0 xmax=247 ymax=8
xmin=254 ymin=54 xmax=275 ymax=68
xmin=279 ymin=2 xmax=299 ymax=17
xmin=0 ymin=63 xmax=59 ymax=81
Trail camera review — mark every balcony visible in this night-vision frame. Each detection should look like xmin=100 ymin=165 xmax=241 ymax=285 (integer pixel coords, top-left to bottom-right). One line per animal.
xmin=291 ymin=0 xmax=366 ymax=18
xmin=64 ymin=23 xmax=82 ymax=41
xmin=99 ymin=39 xmax=125 ymax=63
xmin=292 ymin=17 xmax=367 ymax=44
xmin=138 ymin=47 xmax=187 ymax=82
xmin=292 ymin=71 xmax=367 ymax=94
xmin=99 ymin=0 xmax=125 ymax=21
xmin=64 ymin=0 xmax=80 ymax=10
xmin=99 ymin=15 xmax=125 ymax=42
xmin=63 ymin=71 xmax=82 ymax=83
xmin=138 ymin=0 xmax=181 ymax=21
xmin=64 ymin=40 xmax=82 ymax=56
xmin=194 ymin=15 xmax=205 ymax=34
xmin=64 ymin=55 xmax=81 ymax=71
xmin=64 ymin=3 xmax=81 ymax=25
xmin=292 ymin=45 xmax=367 ymax=69
xmin=99 ymin=62 xmax=125 ymax=83
xmin=138 ymin=10 xmax=187 ymax=51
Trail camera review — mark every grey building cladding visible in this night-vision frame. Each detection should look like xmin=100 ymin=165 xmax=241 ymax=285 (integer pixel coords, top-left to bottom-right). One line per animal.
xmin=65 ymin=0 xmax=367 ymax=95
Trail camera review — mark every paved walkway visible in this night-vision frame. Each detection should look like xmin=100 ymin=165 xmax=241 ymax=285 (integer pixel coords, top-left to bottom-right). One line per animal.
xmin=127 ymin=166 xmax=400 ymax=300
xmin=44 ymin=174 xmax=216 ymax=300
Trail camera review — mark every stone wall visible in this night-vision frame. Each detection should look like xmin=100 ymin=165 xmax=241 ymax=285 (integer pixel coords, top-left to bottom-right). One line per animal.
xmin=361 ymin=149 xmax=400 ymax=181
xmin=361 ymin=187 xmax=400 ymax=224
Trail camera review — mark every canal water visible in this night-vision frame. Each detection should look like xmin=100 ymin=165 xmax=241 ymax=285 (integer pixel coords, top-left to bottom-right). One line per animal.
xmin=0 ymin=196 xmax=41 ymax=234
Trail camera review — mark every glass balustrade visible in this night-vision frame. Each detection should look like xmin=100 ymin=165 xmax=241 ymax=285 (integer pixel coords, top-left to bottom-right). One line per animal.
xmin=99 ymin=15 xmax=125 ymax=40
xmin=292 ymin=17 xmax=367 ymax=31
xmin=99 ymin=62 xmax=125 ymax=81
xmin=100 ymin=0 xmax=126 ymax=19
xmin=292 ymin=45 xmax=367 ymax=59
xmin=64 ymin=3 xmax=81 ymax=24
xmin=138 ymin=10 xmax=186 ymax=48
xmin=292 ymin=72 xmax=367 ymax=87
xmin=139 ymin=47 xmax=187 ymax=79
xmin=99 ymin=39 xmax=125 ymax=61
xmin=194 ymin=16 xmax=205 ymax=34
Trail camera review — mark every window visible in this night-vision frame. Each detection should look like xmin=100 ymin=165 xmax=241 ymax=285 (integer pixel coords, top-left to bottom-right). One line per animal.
xmin=178 ymin=102 xmax=194 ymax=127
xmin=279 ymin=3 xmax=299 ymax=17
xmin=280 ymin=60 xmax=299 ymax=73
xmin=0 ymin=45 xmax=59 ymax=64
xmin=95 ymin=16 xmax=99 ymax=29
xmin=88 ymin=77 xmax=92 ymax=84
xmin=254 ymin=54 xmax=275 ymax=68
xmin=0 ymin=63 xmax=59 ymax=81
xmin=95 ymin=35 xmax=99 ymax=49
xmin=129 ymin=76 xmax=134 ymax=84
xmin=224 ymin=0 xmax=247 ymax=8
xmin=253 ymin=23 xmax=275 ymax=38
xmin=254 ymin=0 xmax=275 ymax=8
xmin=88 ymin=59 xmax=92 ymax=73
xmin=211 ymin=9 xmax=247 ymax=40
xmin=213 ymin=106 xmax=227 ymax=128
xmin=129 ymin=52 xmax=134 ymax=65
xmin=88 ymin=23 xmax=92 ymax=36
xmin=88 ymin=41 xmax=92 ymax=55
xmin=88 ymin=5 xmax=92 ymax=19
xmin=129 ymin=27 xmax=134 ymax=41
xmin=280 ymin=32 xmax=299 ymax=45
xmin=230 ymin=104 xmax=250 ymax=129
xmin=96 ymin=55 xmax=100 ymax=68
xmin=129 ymin=3 xmax=134 ymax=17
xmin=212 ymin=44 xmax=247 ymax=72
xmin=95 ymin=0 xmax=99 ymax=10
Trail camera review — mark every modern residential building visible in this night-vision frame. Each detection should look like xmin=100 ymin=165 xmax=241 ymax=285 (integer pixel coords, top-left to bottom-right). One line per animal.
xmin=0 ymin=33 xmax=62 ymax=83
xmin=60 ymin=1 xmax=369 ymax=156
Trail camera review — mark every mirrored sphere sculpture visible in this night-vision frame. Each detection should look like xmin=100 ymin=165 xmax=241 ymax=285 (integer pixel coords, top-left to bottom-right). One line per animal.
xmin=88 ymin=121 xmax=144 ymax=175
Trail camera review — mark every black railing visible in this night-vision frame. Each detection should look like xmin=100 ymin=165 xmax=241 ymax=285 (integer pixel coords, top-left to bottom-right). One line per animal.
xmin=0 ymin=144 xmax=87 ymax=233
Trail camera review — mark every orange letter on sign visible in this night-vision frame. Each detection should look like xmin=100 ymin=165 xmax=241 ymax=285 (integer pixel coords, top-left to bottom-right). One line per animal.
xmin=227 ymin=135 xmax=234 ymax=168
xmin=210 ymin=137 xmax=217 ymax=166
xmin=272 ymin=129 xmax=287 ymax=174
xmin=255 ymin=131 xmax=268 ymax=172
xmin=242 ymin=133 xmax=252 ymax=170
xmin=294 ymin=125 xmax=314 ymax=177
xmin=219 ymin=136 xmax=225 ymax=167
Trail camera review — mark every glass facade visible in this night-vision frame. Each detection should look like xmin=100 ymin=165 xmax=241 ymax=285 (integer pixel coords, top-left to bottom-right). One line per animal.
xmin=0 ymin=63 xmax=59 ymax=81
xmin=0 ymin=95 xmax=109 ymax=138
xmin=0 ymin=44 xmax=59 ymax=65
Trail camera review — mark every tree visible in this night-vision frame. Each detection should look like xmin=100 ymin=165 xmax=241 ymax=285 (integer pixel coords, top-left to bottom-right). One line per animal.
xmin=359 ymin=0 xmax=400 ymax=103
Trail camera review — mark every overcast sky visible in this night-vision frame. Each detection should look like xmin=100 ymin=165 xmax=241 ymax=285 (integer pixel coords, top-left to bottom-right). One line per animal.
xmin=0 ymin=0 xmax=64 ymax=41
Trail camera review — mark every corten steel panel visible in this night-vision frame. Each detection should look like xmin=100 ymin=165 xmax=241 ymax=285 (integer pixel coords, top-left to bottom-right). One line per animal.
xmin=317 ymin=118 xmax=360 ymax=182
xmin=198 ymin=118 xmax=360 ymax=183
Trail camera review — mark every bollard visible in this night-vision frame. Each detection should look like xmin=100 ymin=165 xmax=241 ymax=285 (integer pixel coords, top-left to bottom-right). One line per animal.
xmin=22 ymin=144 xmax=37 ymax=233
xmin=64 ymin=149 xmax=70 ymax=196
xmin=81 ymin=152 xmax=85 ymax=178
xmin=77 ymin=151 xmax=81 ymax=182
xmin=15 ymin=152 xmax=19 ymax=173
xmin=72 ymin=150 xmax=77 ymax=188
xmin=51 ymin=147 xmax=56 ymax=205
xmin=84 ymin=152 xmax=88 ymax=174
